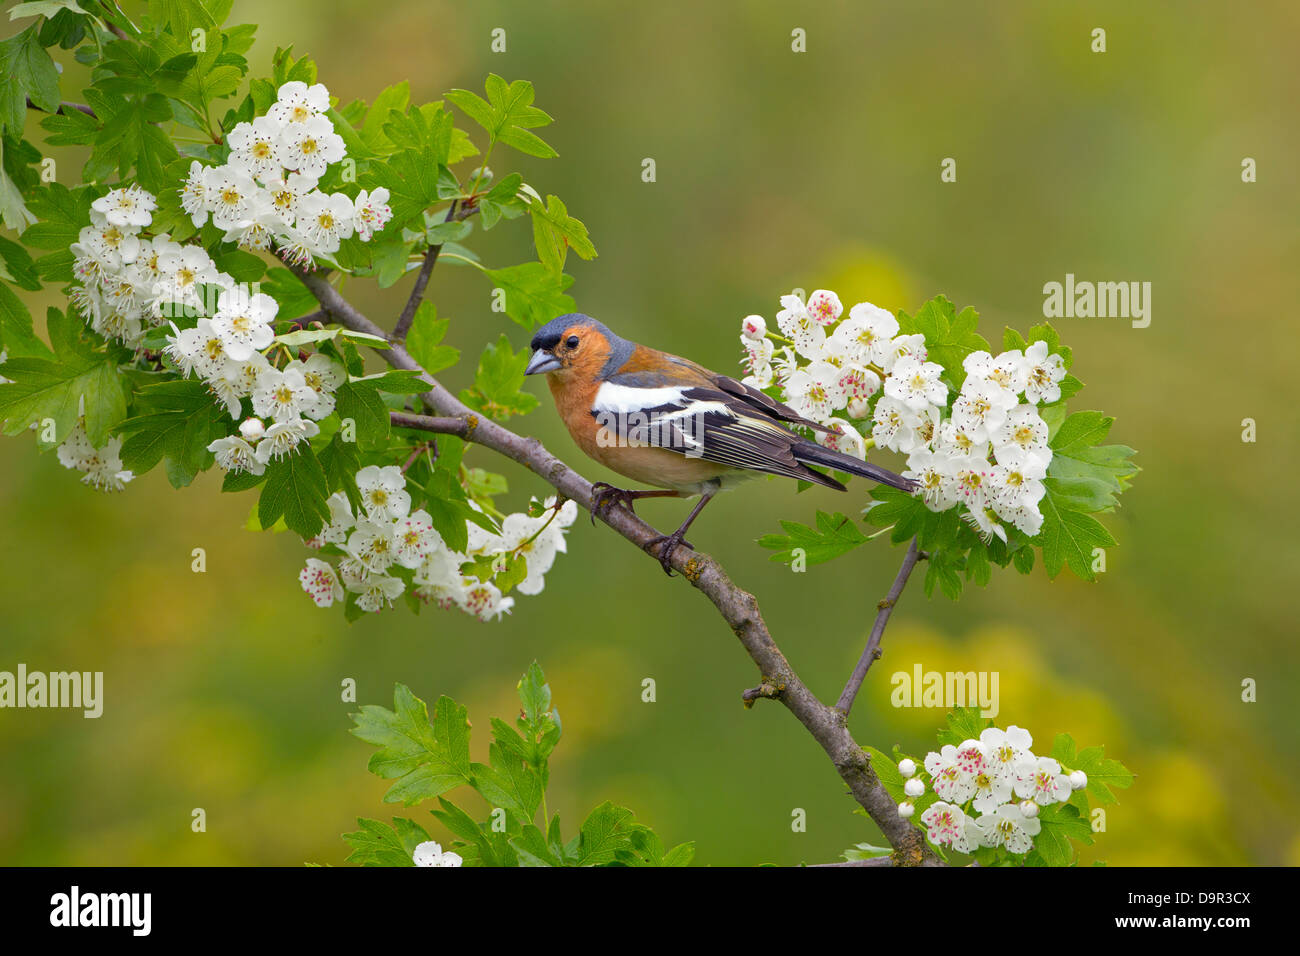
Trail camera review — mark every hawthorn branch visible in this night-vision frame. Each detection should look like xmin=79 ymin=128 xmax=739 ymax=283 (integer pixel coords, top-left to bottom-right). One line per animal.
xmin=292 ymin=263 xmax=942 ymax=865
xmin=25 ymin=98 xmax=97 ymax=118
xmin=392 ymin=201 xmax=458 ymax=343
xmin=389 ymin=411 xmax=468 ymax=438
xmin=810 ymin=858 xmax=895 ymax=868
xmin=836 ymin=537 xmax=925 ymax=715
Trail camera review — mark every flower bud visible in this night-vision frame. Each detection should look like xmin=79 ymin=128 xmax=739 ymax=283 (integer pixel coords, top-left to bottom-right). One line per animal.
xmin=239 ymin=417 xmax=265 ymax=441
xmin=847 ymin=396 xmax=871 ymax=419
xmin=1069 ymin=770 xmax=1088 ymax=790
xmin=898 ymin=758 xmax=916 ymax=778
xmin=903 ymin=777 xmax=925 ymax=797
xmin=806 ymin=289 xmax=842 ymax=325
xmin=1019 ymin=799 xmax=1039 ymax=818
xmin=741 ymin=315 xmax=767 ymax=340
xmin=897 ymin=801 xmax=914 ymax=819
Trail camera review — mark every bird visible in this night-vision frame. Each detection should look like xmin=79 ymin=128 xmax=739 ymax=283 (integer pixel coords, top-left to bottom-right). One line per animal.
xmin=524 ymin=313 xmax=918 ymax=574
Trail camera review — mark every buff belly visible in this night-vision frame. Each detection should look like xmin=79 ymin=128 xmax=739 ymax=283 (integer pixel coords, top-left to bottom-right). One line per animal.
xmin=584 ymin=426 xmax=739 ymax=495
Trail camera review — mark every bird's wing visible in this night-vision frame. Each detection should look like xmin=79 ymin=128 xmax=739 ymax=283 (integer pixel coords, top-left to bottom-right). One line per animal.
xmin=590 ymin=376 xmax=844 ymax=489
xmin=707 ymin=370 xmax=833 ymax=434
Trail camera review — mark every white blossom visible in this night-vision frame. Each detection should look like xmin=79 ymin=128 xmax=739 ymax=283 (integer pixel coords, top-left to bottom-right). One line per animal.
xmin=207 ymin=435 xmax=265 ymax=475
xmin=299 ymin=558 xmax=344 ymax=608
xmin=1024 ymin=341 xmax=1067 ymax=404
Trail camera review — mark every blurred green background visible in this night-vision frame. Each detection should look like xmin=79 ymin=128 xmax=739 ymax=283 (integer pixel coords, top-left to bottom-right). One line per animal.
xmin=1 ymin=0 xmax=1296 ymax=866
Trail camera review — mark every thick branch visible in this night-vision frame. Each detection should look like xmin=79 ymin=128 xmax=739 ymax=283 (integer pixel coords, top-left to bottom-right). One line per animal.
xmin=293 ymin=264 xmax=941 ymax=865
xmin=836 ymin=537 xmax=924 ymax=715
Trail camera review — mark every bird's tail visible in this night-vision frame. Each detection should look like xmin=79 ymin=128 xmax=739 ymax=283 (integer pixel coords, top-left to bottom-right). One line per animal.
xmin=793 ymin=441 xmax=918 ymax=493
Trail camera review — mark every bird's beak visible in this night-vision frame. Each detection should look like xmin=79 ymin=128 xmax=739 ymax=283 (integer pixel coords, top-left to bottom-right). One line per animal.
xmin=524 ymin=349 xmax=562 ymax=375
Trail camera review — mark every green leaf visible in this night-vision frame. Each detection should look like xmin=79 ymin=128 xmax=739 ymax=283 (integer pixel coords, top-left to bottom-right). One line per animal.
xmin=317 ymin=430 xmax=361 ymax=505
xmin=517 ymin=661 xmax=551 ymax=727
xmin=334 ymin=381 xmax=390 ymax=450
xmin=0 ymin=344 xmax=126 ymax=446
xmin=94 ymin=94 xmax=179 ymax=193
xmin=1034 ymin=494 xmax=1116 ymax=581
xmin=1052 ymin=734 xmax=1134 ymax=807
xmin=935 ymin=707 xmax=993 ymax=746
xmin=458 ymin=333 xmax=540 ymax=420
xmin=351 ymin=369 xmax=426 ymax=393
xmin=257 ymin=445 xmax=329 ymax=538
xmin=351 ymin=686 xmax=473 ymax=806
xmin=260 ymin=266 xmax=318 ymax=319
xmin=211 ymin=248 xmax=266 ymax=283
xmin=923 ymin=547 xmax=964 ymax=599
xmin=342 ymin=816 xmax=429 ymax=867
xmin=115 ymin=379 xmax=223 ymax=480
xmin=1045 ymin=411 xmax=1139 ymax=514
xmin=757 ymin=510 xmax=867 ymax=565
xmin=842 ymin=842 xmax=893 ymax=862
xmin=0 ymin=24 xmax=60 ymax=136
xmin=575 ymin=802 xmax=638 ymax=866
xmin=1032 ymin=802 xmax=1092 ymax=866
xmin=23 ymin=182 xmax=94 ymax=254
xmin=897 ymin=295 xmax=989 ymax=390
xmin=483 ymin=262 xmax=575 ymax=330
xmin=471 ymin=742 xmax=543 ymax=824
xmin=530 ymin=194 xmax=596 ymax=274
xmin=421 ymin=468 xmax=492 ymax=553
xmin=445 ymin=74 xmax=557 ymax=159
xmin=405 ymin=301 xmax=460 ymax=375
xmin=358 ymin=80 xmax=410 ymax=153
xmin=510 ymin=824 xmax=562 ymax=867
xmin=38 ymin=105 xmax=99 ymax=147
xmin=0 ymin=152 xmax=36 ymax=233
xmin=9 ymin=1 xmax=88 ymax=21
xmin=0 ymin=283 xmax=52 ymax=358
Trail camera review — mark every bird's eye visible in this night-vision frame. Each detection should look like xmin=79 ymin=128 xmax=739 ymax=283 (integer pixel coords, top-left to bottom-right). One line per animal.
xmin=565 ymin=335 xmax=580 ymax=350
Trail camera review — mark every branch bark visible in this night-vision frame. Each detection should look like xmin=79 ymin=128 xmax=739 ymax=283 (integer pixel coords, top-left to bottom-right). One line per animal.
xmin=291 ymin=262 xmax=942 ymax=865
xmin=391 ymin=201 xmax=458 ymax=343
xmin=836 ymin=536 xmax=925 ymax=715
xmin=26 ymin=98 xmax=96 ymax=118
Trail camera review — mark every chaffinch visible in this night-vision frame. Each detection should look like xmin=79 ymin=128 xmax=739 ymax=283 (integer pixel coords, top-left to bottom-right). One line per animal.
xmin=525 ymin=313 xmax=917 ymax=573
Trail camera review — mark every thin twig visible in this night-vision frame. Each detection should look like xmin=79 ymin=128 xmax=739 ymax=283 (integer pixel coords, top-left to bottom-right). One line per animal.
xmin=291 ymin=265 xmax=943 ymax=865
xmin=741 ymin=682 xmax=781 ymax=707
xmin=836 ymin=537 xmax=924 ymax=715
xmin=284 ymin=310 xmax=326 ymax=331
xmin=391 ymin=201 xmax=458 ymax=342
xmin=808 ymin=857 xmax=895 ymax=867
xmin=389 ymin=411 xmax=470 ymax=437
xmin=25 ymin=98 xmax=96 ymax=118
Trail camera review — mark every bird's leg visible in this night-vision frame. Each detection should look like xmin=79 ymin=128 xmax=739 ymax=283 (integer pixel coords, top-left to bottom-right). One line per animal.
xmin=589 ymin=483 xmax=681 ymax=525
xmin=646 ymin=486 xmax=717 ymax=576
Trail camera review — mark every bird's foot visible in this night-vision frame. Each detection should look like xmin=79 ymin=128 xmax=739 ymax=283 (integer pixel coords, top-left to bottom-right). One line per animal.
xmin=590 ymin=482 xmax=637 ymax=525
xmin=645 ymin=530 xmax=694 ymax=576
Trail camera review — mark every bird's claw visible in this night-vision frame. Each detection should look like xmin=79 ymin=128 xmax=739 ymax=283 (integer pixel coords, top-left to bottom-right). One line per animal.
xmin=590 ymin=482 xmax=636 ymax=525
xmin=646 ymin=531 xmax=693 ymax=576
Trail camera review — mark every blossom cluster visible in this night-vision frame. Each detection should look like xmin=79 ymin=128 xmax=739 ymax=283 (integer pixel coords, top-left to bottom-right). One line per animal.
xmin=739 ymin=290 xmax=1067 ymax=542
xmin=56 ymin=416 xmax=133 ymax=492
xmin=298 ymin=465 xmax=579 ymax=620
xmin=62 ymin=81 xmax=392 ymax=465
xmin=179 ymin=81 xmax=392 ymax=264
xmin=895 ymin=725 xmax=1087 ymax=855
xmin=412 ymin=840 xmax=462 ymax=867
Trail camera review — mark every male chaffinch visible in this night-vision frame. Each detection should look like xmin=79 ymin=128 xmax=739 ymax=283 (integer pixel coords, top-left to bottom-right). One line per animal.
xmin=525 ymin=313 xmax=917 ymax=573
